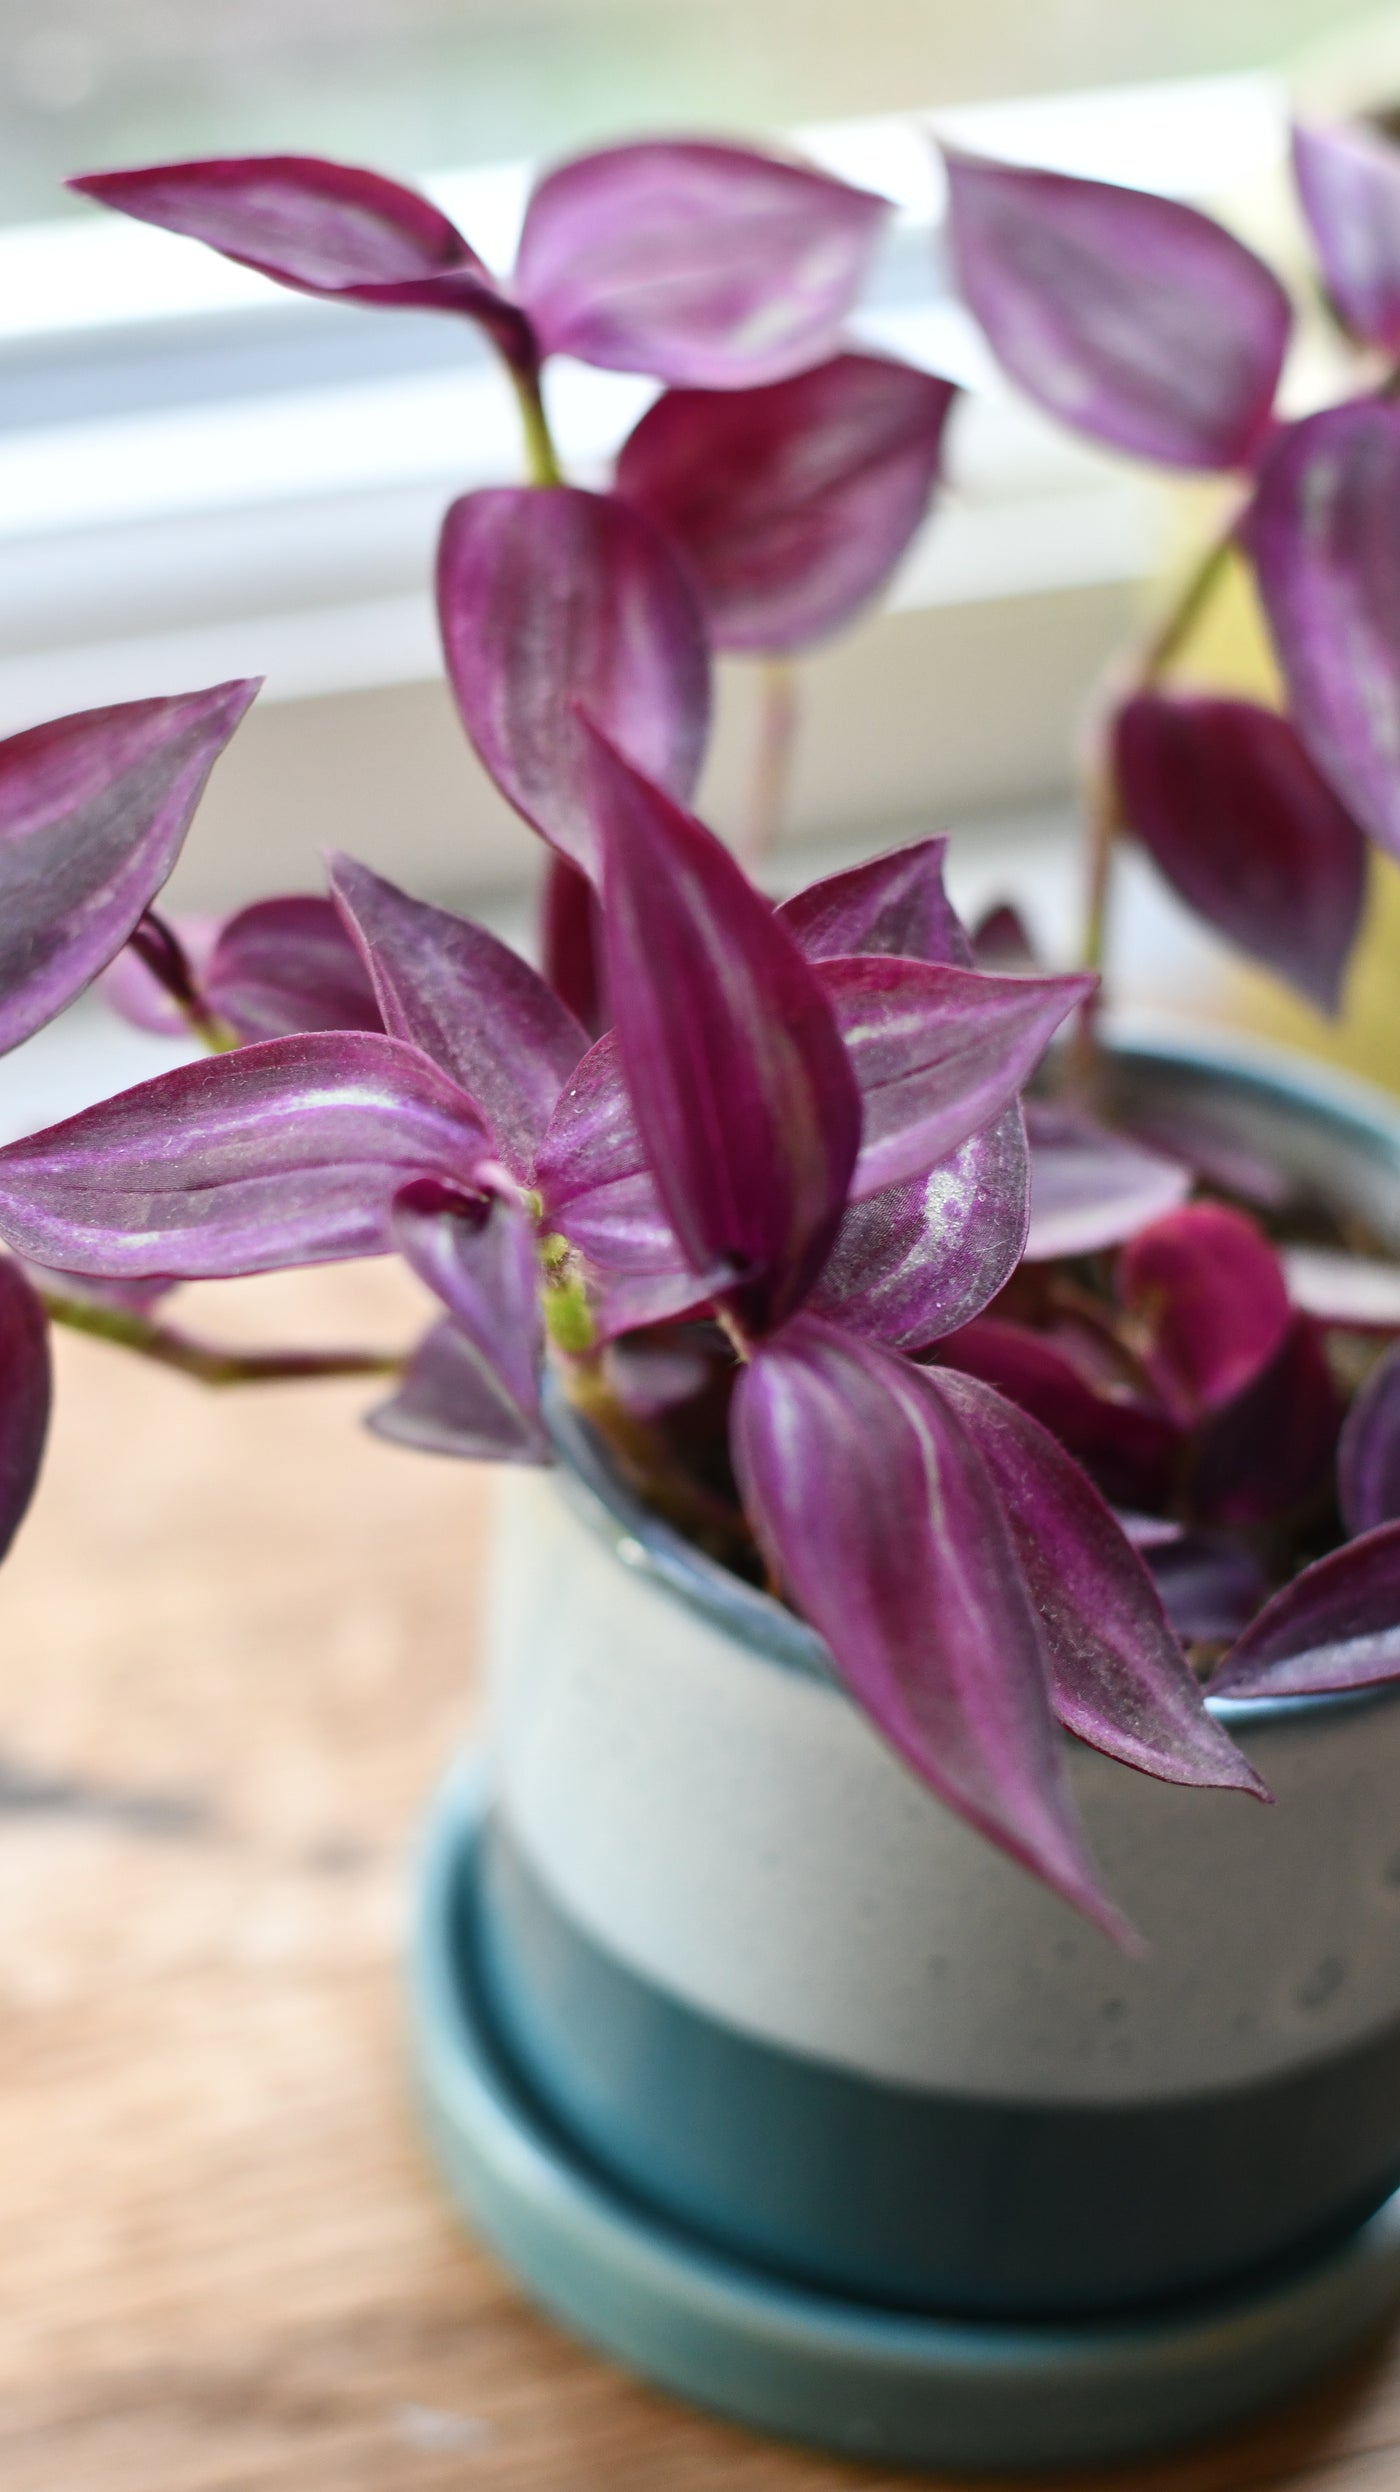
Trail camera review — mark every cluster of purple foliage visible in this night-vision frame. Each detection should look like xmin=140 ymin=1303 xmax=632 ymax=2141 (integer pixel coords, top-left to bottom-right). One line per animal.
xmin=6 ymin=120 xmax=1400 ymax=1933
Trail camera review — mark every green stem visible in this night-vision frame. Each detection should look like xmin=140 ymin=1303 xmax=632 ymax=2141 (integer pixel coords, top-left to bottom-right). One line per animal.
xmin=40 ymin=1290 xmax=401 ymax=1389
xmin=742 ymin=657 xmax=799 ymax=864
xmin=510 ymin=362 xmax=563 ymax=487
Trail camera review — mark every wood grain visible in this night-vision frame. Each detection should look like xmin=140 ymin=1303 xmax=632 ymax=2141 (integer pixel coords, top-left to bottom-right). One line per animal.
xmin=4 ymin=1258 xmax=1400 ymax=2490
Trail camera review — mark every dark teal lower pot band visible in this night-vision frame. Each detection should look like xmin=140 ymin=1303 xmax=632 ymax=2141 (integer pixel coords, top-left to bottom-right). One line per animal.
xmin=474 ymin=1817 xmax=1400 ymax=2322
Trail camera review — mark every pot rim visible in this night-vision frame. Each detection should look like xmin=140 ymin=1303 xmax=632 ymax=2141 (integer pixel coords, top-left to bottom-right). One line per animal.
xmin=546 ymin=1029 xmax=1400 ymax=1741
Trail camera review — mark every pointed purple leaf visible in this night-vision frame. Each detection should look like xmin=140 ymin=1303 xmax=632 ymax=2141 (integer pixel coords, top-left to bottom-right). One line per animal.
xmin=1116 ymin=1202 xmax=1293 ymax=1425
xmin=1293 ymin=121 xmax=1400 ymax=355
xmin=0 ymin=1260 xmax=51 ymax=1565
xmin=819 ymin=954 xmax=1094 ymax=1200
xmin=615 ymin=353 xmax=954 ymax=651
xmin=328 ymin=855 xmax=585 ymax=1182
xmin=1192 ymin=1314 xmax=1342 ymax=1529
xmin=437 ymin=485 xmax=710 ymax=878
xmin=1212 ymin=1521 xmax=1400 ymax=1698
xmin=0 ymin=1033 xmax=491 ymax=1278
xmin=1338 ymin=1342 xmax=1400 ymax=1535
xmin=1283 ymin=1247 xmax=1400 ymax=1331
xmin=1248 ymin=399 xmax=1400 ymax=860
xmin=586 ymin=729 xmax=860 ymax=1333
xmin=391 ymin=1177 xmax=543 ymax=1429
xmin=972 ymin=901 xmax=1038 ymax=970
xmin=70 ymin=155 xmax=531 ymax=362
xmin=934 ymin=1315 xmax=1183 ymax=1515
xmin=534 ymin=1030 xmax=684 ymax=1276
xmin=514 ymin=141 xmax=889 ymax=388
xmin=1143 ymin=1532 xmax=1268 ymax=1647
xmin=369 ymin=1317 xmax=551 ymax=1465
xmin=777 ymin=835 xmax=971 ymax=966
xmin=541 ymin=853 xmax=607 ymax=1037
xmin=200 ymin=894 xmax=383 ymax=1040
xmin=1114 ymin=692 xmax=1367 ymax=1015
xmin=733 ymin=1318 xmax=1132 ymax=1940
xmin=1024 ymin=1099 xmax=1190 ymax=1261
xmin=943 ymin=149 xmax=1289 ymax=471
xmin=932 ymin=1366 xmax=1265 ymax=1795
xmin=0 ymin=681 xmax=258 ymax=1056
xmin=101 ymin=913 xmax=219 ymax=1036
xmin=807 ymin=1106 xmax=1029 ymax=1350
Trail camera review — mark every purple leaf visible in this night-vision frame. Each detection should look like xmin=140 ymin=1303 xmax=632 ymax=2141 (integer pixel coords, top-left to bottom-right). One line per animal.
xmin=733 ymin=1318 xmax=1132 ymax=1940
xmin=1283 ymin=1247 xmax=1400 ymax=1331
xmin=1293 ymin=120 xmax=1400 ymax=354
xmin=1338 ymin=1341 xmax=1400 ymax=1535
xmin=202 ymin=894 xmax=383 ymax=1040
xmin=972 ymin=901 xmax=1038 ymax=970
xmin=0 ymin=1033 xmax=491 ymax=1278
xmin=807 ymin=1106 xmax=1029 ymax=1350
xmin=514 ymin=141 xmax=888 ymax=388
xmin=777 ymin=834 xmax=971 ymax=965
xmin=1191 ymin=1314 xmax=1342 ymax=1528
xmin=328 ymin=855 xmax=585 ymax=1181
xmin=942 ymin=149 xmax=1289 ymax=471
xmin=0 ymin=681 xmax=258 ymax=1056
xmin=70 ymin=155 xmax=532 ymax=362
xmin=933 ymin=1366 xmax=1266 ymax=1796
xmin=615 ymin=353 xmax=954 ymax=651
xmin=1024 ymin=1099 xmax=1191 ymax=1261
xmin=0 ymin=1259 xmax=51 ymax=1564
xmin=819 ymin=954 xmax=1094 ymax=1200
xmin=1116 ymin=1202 xmax=1292 ymax=1424
xmin=437 ymin=485 xmax=710 ymax=877
xmin=1248 ymin=400 xmax=1400 ymax=860
xmin=369 ymin=1318 xmax=551 ymax=1465
xmin=1113 ymin=692 xmax=1367 ymax=1015
xmin=541 ymin=853 xmax=607 ymax=1037
xmin=534 ymin=1031 xmax=682 ymax=1276
xmin=101 ymin=913 xmax=219 ymax=1036
xmin=933 ymin=1315 xmax=1182 ymax=1515
xmin=1211 ymin=1521 xmax=1400 ymax=1698
xmin=587 ymin=729 xmax=860 ymax=1333
xmin=391 ymin=1177 xmax=543 ymax=1433
xmin=1143 ymin=1532 xmax=1268 ymax=1646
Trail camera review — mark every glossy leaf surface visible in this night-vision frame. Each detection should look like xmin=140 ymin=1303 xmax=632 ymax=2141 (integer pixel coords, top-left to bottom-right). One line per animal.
xmin=369 ymin=1319 xmax=551 ymax=1464
xmin=0 ymin=681 xmax=257 ymax=1056
xmin=1116 ymin=1202 xmax=1293 ymax=1425
xmin=1113 ymin=692 xmax=1367 ymax=1014
xmin=0 ymin=1034 xmax=491 ymax=1277
xmin=515 ymin=141 xmax=888 ymax=386
xmin=943 ymin=150 xmax=1288 ymax=470
xmin=1293 ymin=120 xmax=1400 ymax=354
xmin=330 ymin=856 xmax=585 ymax=1179
xmin=1338 ymin=1341 xmax=1400 ymax=1535
xmin=934 ymin=1367 xmax=1266 ymax=1795
xmin=70 ymin=154 xmax=530 ymax=357
xmin=437 ymin=485 xmax=710 ymax=876
xmin=0 ymin=1259 xmax=51 ymax=1565
xmin=1249 ymin=400 xmax=1400 ymax=859
xmin=777 ymin=835 xmax=970 ymax=965
xmin=1212 ymin=1522 xmax=1400 ymax=1697
xmin=587 ymin=729 xmax=859 ymax=1330
xmin=734 ymin=1318 xmax=1132 ymax=1938
xmin=1023 ymin=1100 xmax=1190 ymax=1261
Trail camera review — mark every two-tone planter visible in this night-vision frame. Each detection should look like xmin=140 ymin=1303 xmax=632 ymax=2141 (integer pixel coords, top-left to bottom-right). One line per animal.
xmin=412 ymin=1037 xmax=1400 ymax=2472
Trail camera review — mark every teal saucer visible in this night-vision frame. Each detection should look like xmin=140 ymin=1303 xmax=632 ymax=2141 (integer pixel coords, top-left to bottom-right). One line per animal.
xmin=410 ymin=1758 xmax=1400 ymax=2474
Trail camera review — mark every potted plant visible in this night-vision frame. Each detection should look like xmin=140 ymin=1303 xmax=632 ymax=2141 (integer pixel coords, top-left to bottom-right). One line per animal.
xmin=8 ymin=112 xmax=1400 ymax=2471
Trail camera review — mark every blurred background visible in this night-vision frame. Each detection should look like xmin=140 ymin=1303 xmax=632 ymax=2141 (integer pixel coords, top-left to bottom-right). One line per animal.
xmin=5 ymin=0 xmax=1400 ymax=1120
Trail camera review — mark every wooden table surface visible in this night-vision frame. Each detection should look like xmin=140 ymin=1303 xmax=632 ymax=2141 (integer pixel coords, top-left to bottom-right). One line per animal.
xmin=5 ymin=1260 xmax=1400 ymax=2492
